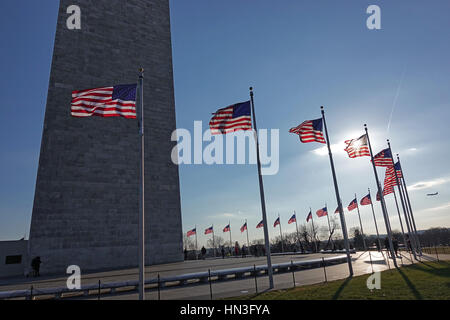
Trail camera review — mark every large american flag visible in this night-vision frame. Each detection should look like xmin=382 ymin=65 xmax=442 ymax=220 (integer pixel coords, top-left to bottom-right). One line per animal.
xmin=348 ymin=199 xmax=358 ymax=211
xmin=316 ymin=207 xmax=328 ymax=218
xmin=71 ymin=84 xmax=137 ymax=119
xmin=209 ymin=101 xmax=252 ymax=135
xmin=187 ymin=228 xmax=196 ymax=237
xmin=394 ymin=162 xmax=403 ymax=179
xmin=289 ymin=119 xmax=326 ymax=144
xmin=240 ymin=223 xmax=248 ymax=233
xmin=344 ymin=134 xmax=370 ymax=158
xmin=360 ymin=194 xmax=372 ymax=206
xmin=205 ymin=226 xmax=214 ymax=235
xmin=373 ymin=149 xmax=394 ymax=167
xmin=223 ymin=224 xmax=230 ymax=233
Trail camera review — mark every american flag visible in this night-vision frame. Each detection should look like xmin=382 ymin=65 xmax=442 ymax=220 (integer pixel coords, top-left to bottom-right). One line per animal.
xmin=289 ymin=119 xmax=326 ymax=144
xmin=384 ymin=166 xmax=399 ymax=189
xmin=205 ymin=226 xmax=214 ymax=235
xmin=395 ymin=162 xmax=403 ymax=179
xmin=187 ymin=228 xmax=196 ymax=237
xmin=344 ymin=134 xmax=370 ymax=158
xmin=373 ymin=149 xmax=394 ymax=167
xmin=360 ymin=194 xmax=372 ymax=206
xmin=256 ymin=220 xmax=264 ymax=229
xmin=223 ymin=224 xmax=230 ymax=233
xmin=288 ymin=214 xmax=297 ymax=224
xmin=306 ymin=211 xmax=313 ymax=222
xmin=383 ymin=185 xmax=394 ymax=196
xmin=71 ymin=84 xmax=137 ymax=119
xmin=348 ymin=199 xmax=358 ymax=211
xmin=209 ymin=101 xmax=252 ymax=135
xmin=274 ymin=217 xmax=281 ymax=228
xmin=240 ymin=223 xmax=247 ymax=233
xmin=316 ymin=207 xmax=328 ymax=218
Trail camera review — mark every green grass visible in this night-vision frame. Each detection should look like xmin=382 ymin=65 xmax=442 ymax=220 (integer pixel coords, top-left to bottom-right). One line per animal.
xmin=231 ymin=261 xmax=450 ymax=300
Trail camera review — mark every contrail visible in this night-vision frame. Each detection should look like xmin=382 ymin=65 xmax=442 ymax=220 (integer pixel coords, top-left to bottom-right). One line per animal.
xmin=387 ymin=66 xmax=407 ymax=134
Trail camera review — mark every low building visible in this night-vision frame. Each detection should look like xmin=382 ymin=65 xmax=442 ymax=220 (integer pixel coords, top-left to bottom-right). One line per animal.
xmin=0 ymin=240 xmax=28 ymax=278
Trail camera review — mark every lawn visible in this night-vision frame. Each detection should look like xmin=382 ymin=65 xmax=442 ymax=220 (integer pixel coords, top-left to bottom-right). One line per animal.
xmin=232 ymin=261 xmax=450 ymax=300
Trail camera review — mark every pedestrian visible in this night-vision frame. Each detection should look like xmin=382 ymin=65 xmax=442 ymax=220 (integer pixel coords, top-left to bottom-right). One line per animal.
xmin=221 ymin=246 xmax=225 ymax=259
xmin=393 ymin=239 xmax=399 ymax=257
xmin=184 ymin=248 xmax=188 ymax=260
xmin=201 ymin=246 xmax=207 ymax=260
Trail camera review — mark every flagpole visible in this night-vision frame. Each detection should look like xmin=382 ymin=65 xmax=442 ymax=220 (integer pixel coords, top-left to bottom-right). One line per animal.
xmin=364 ymin=125 xmax=397 ymax=267
xmin=391 ymin=186 xmax=409 ymax=255
xmin=229 ymin=221 xmax=232 ymax=254
xmin=294 ymin=211 xmax=302 ymax=252
xmin=368 ymin=188 xmax=383 ymax=252
xmin=245 ymin=219 xmax=250 ymax=251
xmin=325 ymin=205 xmax=334 ymax=250
xmin=212 ymin=225 xmax=215 ymax=257
xmin=398 ymin=181 xmax=419 ymax=255
xmin=278 ymin=214 xmax=284 ymax=253
xmin=310 ymin=208 xmax=318 ymax=253
xmin=355 ymin=195 xmax=367 ymax=251
xmin=137 ymin=68 xmax=145 ymax=301
xmin=321 ymin=107 xmax=353 ymax=276
xmin=195 ymin=225 xmax=198 ymax=260
xmin=387 ymin=141 xmax=417 ymax=260
xmin=250 ymin=87 xmax=274 ymax=289
xmin=397 ymin=154 xmax=422 ymax=256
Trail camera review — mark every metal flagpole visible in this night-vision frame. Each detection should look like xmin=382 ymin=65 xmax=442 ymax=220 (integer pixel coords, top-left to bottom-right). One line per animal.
xmin=397 ymin=154 xmax=422 ymax=256
xmin=195 ymin=225 xmax=198 ymax=260
xmin=212 ymin=225 xmax=215 ymax=257
xmin=278 ymin=214 xmax=284 ymax=253
xmin=391 ymin=187 xmax=409 ymax=254
xmin=387 ymin=141 xmax=417 ymax=260
xmin=250 ymin=87 xmax=274 ymax=289
xmin=229 ymin=221 xmax=232 ymax=252
xmin=137 ymin=68 xmax=145 ymax=301
xmin=364 ymin=125 xmax=397 ymax=267
xmin=310 ymin=208 xmax=318 ymax=253
xmin=245 ymin=219 xmax=250 ymax=250
xmin=294 ymin=211 xmax=302 ymax=252
xmin=325 ymin=205 xmax=334 ymax=250
xmin=368 ymin=188 xmax=383 ymax=252
xmin=321 ymin=107 xmax=353 ymax=276
xmin=355 ymin=195 xmax=367 ymax=251
xmin=399 ymin=179 xmax=420 ymax=256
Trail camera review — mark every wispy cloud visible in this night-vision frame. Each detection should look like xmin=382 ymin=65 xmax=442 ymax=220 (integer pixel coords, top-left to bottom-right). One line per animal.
xmin=207 ymin=212 xmax=240 ymax=219
xmin=422 ymin=202 xmax=450 ymax=212
xmin=408 ymin=177 xmax=450 ymax=191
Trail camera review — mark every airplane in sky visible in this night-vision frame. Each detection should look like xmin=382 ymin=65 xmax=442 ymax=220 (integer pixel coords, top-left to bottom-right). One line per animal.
xmin=427 ymin=192 xmax=439 ymax=196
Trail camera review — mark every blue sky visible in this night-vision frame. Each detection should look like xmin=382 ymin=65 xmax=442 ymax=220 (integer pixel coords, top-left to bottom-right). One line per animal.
xmin=1 ymin=1 xmax=450 ymax=247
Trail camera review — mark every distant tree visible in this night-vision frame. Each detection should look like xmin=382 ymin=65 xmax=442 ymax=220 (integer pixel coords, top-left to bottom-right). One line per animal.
xmin=419 ymin=228 xmax=450 ymax=247
xmin=351 ymin=227 xmax=365 ymax=250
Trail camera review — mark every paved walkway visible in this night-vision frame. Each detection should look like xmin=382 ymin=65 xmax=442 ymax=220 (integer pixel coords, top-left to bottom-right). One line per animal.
xmin=1 ymin=251 xmax=446 ymax=300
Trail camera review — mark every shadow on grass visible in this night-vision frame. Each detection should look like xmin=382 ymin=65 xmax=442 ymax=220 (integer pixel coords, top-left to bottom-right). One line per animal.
xmin=397 ymin=268 xmax=423 ymax=300
xmin=332 ymin=276 xmax=352 ymax=300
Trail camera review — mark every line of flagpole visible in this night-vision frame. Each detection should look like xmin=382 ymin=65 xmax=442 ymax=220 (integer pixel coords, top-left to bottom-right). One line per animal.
xmin=245 ymin=219 xmax=250 ymax=251
xmin=321 ymin=107 xmax=353 ymax=276
xmin=387 ymin=141 xmax=417 ymax=260
xmin=325 ymin=205 xmax=334 ymax=250
xmin=364 ymin=125 xmax=397 ymax=267
xmin=397 ymin=154 xmax=422 ymax=256
xmin=391 ymin=183 xmax=409 ymax=254
xmin=250 ymin=87 xmax=274 ymax=289
xmin=294 ymin=211 xmax=303 ymax=252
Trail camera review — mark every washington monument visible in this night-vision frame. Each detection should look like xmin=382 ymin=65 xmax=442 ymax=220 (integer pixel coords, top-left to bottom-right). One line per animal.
xmin=29 ymin=0 xmax=183 ymax=274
